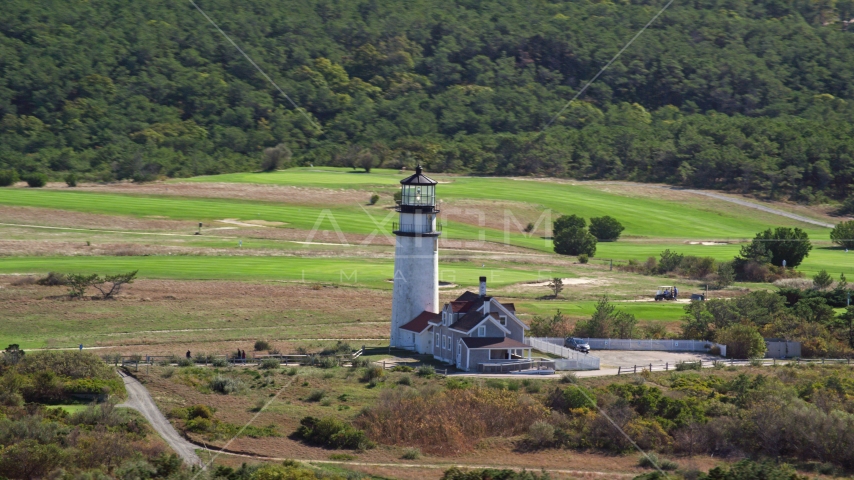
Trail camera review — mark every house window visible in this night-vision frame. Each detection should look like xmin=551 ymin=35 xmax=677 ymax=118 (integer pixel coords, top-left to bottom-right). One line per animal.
xmin=436 ymin=333 xmax=440 ymax=347
xmin=477 ymin=326 xmax=486 ymax=337
xmin=499 ymin=315 xmax=507 ymax=326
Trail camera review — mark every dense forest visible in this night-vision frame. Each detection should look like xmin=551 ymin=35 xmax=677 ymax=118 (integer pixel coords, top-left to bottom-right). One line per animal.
xmin=2 ymin=0 xmax=854 ymax=201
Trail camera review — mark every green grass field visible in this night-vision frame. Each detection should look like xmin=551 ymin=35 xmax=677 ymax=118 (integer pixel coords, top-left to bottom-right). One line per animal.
xmin=517 ymin=300 xmax=688 ymax=323
xmin=0 ymin=255 xmax=573 ymax=288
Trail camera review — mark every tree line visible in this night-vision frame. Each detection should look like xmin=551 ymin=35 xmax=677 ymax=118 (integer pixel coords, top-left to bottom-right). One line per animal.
xmin=1 ymin=0 xmax=854 ymax=202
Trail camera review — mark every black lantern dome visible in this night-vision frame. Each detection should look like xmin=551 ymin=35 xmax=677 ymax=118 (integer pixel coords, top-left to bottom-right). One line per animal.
xmin=398 ymin=165 xmax=438 ymax=213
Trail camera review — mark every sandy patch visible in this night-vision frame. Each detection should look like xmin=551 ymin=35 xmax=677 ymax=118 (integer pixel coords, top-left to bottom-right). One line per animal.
xmin=520 ymin=277 xmax=604 ymax=287
xmin=687 ymin=241 xmax=729 ymax=246
xmin=217 ymin=219 xmax=286 ymax=228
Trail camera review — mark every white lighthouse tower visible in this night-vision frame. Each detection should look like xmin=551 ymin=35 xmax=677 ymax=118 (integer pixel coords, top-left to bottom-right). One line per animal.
xmin=389 ymin=165 xmax=441 ymax=347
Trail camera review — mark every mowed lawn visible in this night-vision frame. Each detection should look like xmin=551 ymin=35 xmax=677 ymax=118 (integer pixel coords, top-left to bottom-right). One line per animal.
xmin=0 ymin=256 xmax=573 ymax=288
xmin=517 ymin=300 xmax=688 ymax=323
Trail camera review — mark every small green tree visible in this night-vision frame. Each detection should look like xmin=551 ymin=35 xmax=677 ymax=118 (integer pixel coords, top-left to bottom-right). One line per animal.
xmin=92 ymin=270 xmax=138 ymax=299
xmin=753 ymin=227 xmax=812 ymax=267
xmin=715 ymin=262 xmax=735 ymax=289
xmin=553 ymin=215 xmax=586 ymax=236
xmin=813 ymin=269 xmax=833 ymax=290
xmin=553 ymin=227 xmax=596 ymax=256
xmin=369 ymin=194 xmax=380 ymax=205
xmin=0 ymin=169 xmax=19 ymax=187
xmin=2 ymin=344 xmax=25 ymax=365
xmin=830 ymin=220 xmax=854 ymax=249
xmin=528 ymin=310 xmax=570 ymax=338
xmin=64 ymin=173 xmax=77 ymax=187
xmin=260 ymin=143 xmax=292 ymax=172
xmin=23 ymin=172 xmax=47 ymax=188
xmin=715 ymin=323 xmax=766 ymax=359
xmin=588 ymin=216 xmax=625 ymax=241
xmin=548 ymin=277 xmax=563 ymax=298
xmin=67 ymin=273 xmax=99 ymax=298
xmin=835 ymin=306 xmax=854 ymax=349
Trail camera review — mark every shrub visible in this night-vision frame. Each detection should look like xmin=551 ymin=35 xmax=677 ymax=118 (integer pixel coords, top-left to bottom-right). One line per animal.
xmin=416 ymin=365 xmax=435 ymax=377
xmin=254 ymin=340 xmax=271 ymax=351
xmin=187 ymin=404 xmax=214 ymax=420
xmin=64 ymin=173 xmax=78 ymax=187
xmin=295 ymin=416 xmax=375 ymax=450
xmin=259 ymin=358 xmax=280 ymax=370
xmin=209 ymin=375 xmax=244 ymax=394
xmin=397 ymin=376 xmax=412 ymax=386
xmin=306 ymin=390 xmax=326 ymax=402
xmin=528 ymin=420 xmax=555 ymax=446
xmin=560 ymin=372 xmax=578 ymax=384
xmin=578 ymin=254 xmax=589 ymax=264
xmin=36 ymin=272 xmax=68 ymax=286
xmin=638 ymin=453 xmax=678 ymax=471
xmin=23 ymin=172 xmax=47 ymax=188
xmin=813 ymin=270 xmax=833 ymax=290
xmin=401 ymin=448 xmax=421 ymax=460
xmin=524 ymin=222 xmax=535 ymax=233
xmin=318 ymin=356 xmax=339 ymax=369
xmin=361 ymin=366 xmax=385 ymax=382
xmin=351 ymin=357 xmax=370 ymax=368
xmin=390 ymin=365 xmax=414 ymax=372
xmin=176 ymin=358 xmax=193 ymax=367
xmin=369 ymin=194 xmax=380 ymax=205
xmin=211 ymin=358 xmax=228 ymax=367
xmin=286 ymin=367 xmax=298 ymax=376
xmin=0 ymin=169 xmax=18 ymax=186
xmin=260 ymin=143 xmax=292 ymax=171
xmin=715 ymin=324 xmax=767 ymax=359
xmin=328 ymin=453 xmax=355 ymax=461
xmin=830 ymin=220 xmax=854 ymax=250
xmin=446 ymin=377 xmax=472 ymax=390
xmin=675 ymin=361 xmax=702 ymax=371
xmin=588 ymin=216 xmax=625 ymax=241
xmin=553 ymin=227 xmax=597 ymax=256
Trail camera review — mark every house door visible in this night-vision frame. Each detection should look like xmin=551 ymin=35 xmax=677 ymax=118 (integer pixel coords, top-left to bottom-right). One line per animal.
xmin=456 ymin=340 xmax=462 ymax=368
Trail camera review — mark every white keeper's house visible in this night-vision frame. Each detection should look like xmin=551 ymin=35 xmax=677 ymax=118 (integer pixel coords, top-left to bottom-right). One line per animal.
xmin=388 ymin=166 xmax=531 ymax=371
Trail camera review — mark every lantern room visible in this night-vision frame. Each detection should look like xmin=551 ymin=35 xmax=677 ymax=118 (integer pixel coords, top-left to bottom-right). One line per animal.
xmin=398 ymin=165 xmax=437 ymax=213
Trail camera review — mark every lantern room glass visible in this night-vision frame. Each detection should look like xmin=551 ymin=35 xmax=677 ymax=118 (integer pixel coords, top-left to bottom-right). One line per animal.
xmin=401 ymin=184 xmax=435 ymax=207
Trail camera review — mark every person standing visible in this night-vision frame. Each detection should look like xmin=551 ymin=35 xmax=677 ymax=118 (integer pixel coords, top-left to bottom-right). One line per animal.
xmin=186 ymin=350 xmax=191 ymax=359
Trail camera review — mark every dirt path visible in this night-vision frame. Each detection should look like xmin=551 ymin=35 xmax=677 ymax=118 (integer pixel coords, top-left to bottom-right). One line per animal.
xmin=681 ymin=189 xmax=835 ymax=228
xmin=116 ymin=369 xmax=202 ymax=467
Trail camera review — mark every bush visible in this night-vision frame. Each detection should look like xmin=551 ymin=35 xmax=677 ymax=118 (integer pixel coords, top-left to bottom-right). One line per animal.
xmin=36 ymin=272 xmax=68 ymax=286
xmin=401 ymin=448 xmax=421 ymax=460
xmin=23 ymin=172 xmax=47 ymax=188
xmin=588 ymin=216 xmax=625 ymax=241
xmin=209 ymin=375 xmax=244 ymax=394
xmin=318 ymin=356 xmax=339 ymax=369
xmin=553 ymin=227 xmax=597 ymax=256
xmin=638 ymin=453 xmax=678 ymax=471
xmin=560 ymin=372 xmax=578 ymax=384
xmin=176 ymin=358 xmax=193 ymax=367
xmin=416 ymin=365 xmax=435 ymax=377
xmin=254 ymin=340 xmax=271 ymax=351
xmin=578 ymin=254 xmax=589 ymax=264
xmin=259 ymin=358 xmax=280 ymax=369
xmin=361 ymin=366 xmax=385 ymax=382
xmin=715 ymin=324 xmax=767 ymax=359
xmin=351 ymin=357 xmax=370 ymax=368
xmin=0 ymin=169 xmax=18 ymax=186
xmin=306 ymin=390 xmax=326 ymax=402
xmin=397 ymin=376 xmax=412 ymax=386
xmin=211 ymin=358 xmax=228 ymax=367
xmin=528 ymin=420 xmax=555 ymax=446
xmin=675 ymin=361 xmax=702 ymax=371
xmin=295 ymin=416 xmax=375 ymax=450
xmin=390 ymin=365 xmax=414 ymax=372
xmin=64 ymin=173 xmax=78 ymax=187
xmin=260 ymin=143 xmax=292 ymax=171
xmin=831 ymin=220 xmax=854 ymax=250
xmin=286 ymin=367 xmax=298 ymax=376
xmin=369 ymin=194 xmax=380 ymax=205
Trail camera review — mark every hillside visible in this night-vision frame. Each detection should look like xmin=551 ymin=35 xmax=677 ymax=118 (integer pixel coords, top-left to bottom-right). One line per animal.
xmin=2 ymin=0 xmax=854 ymax=202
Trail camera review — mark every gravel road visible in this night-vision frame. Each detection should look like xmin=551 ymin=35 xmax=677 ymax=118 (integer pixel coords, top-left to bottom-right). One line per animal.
xmin=679 ymin=189 xmax=835 ymax=228
xmin=117 ymin=369 xmax=202 ymax=467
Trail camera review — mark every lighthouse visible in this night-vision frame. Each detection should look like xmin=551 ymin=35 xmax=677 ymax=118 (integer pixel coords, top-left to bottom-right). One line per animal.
xmin=389 ymin=165 xmax=441 ymax=347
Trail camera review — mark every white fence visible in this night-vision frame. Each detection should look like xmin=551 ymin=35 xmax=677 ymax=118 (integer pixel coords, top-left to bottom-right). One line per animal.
xmin=524 ymin=337 xmax=600 ymax=370
xmin=536 ymin=337 xmax=726 ymax=357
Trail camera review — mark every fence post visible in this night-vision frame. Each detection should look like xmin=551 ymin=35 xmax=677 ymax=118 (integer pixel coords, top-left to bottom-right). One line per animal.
xmin=618 ymin=366 xmax=621 ymax=375
xmin=634 ymin=365 xmax=637 ymax=374
xmin=649 ymin=363 xmax=652 ymax=372
xmin=666 ymin=362 xmax=668 ymax=371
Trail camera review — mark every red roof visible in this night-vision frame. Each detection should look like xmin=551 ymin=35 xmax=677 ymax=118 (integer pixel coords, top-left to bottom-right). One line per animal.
xmin=501 ymin=303 xmax=516 ymax=311
xmin=400 ymin=311 xmax=438 ymax=333
xmin=461 ymin=337 xmax=530 ymax=349
xmin=450 ymin=301 xmax=473 ymax=313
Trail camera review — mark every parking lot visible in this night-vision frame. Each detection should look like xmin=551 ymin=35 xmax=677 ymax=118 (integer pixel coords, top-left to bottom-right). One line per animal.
xmin=591 ymin=349 xmax=721 ymax=369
